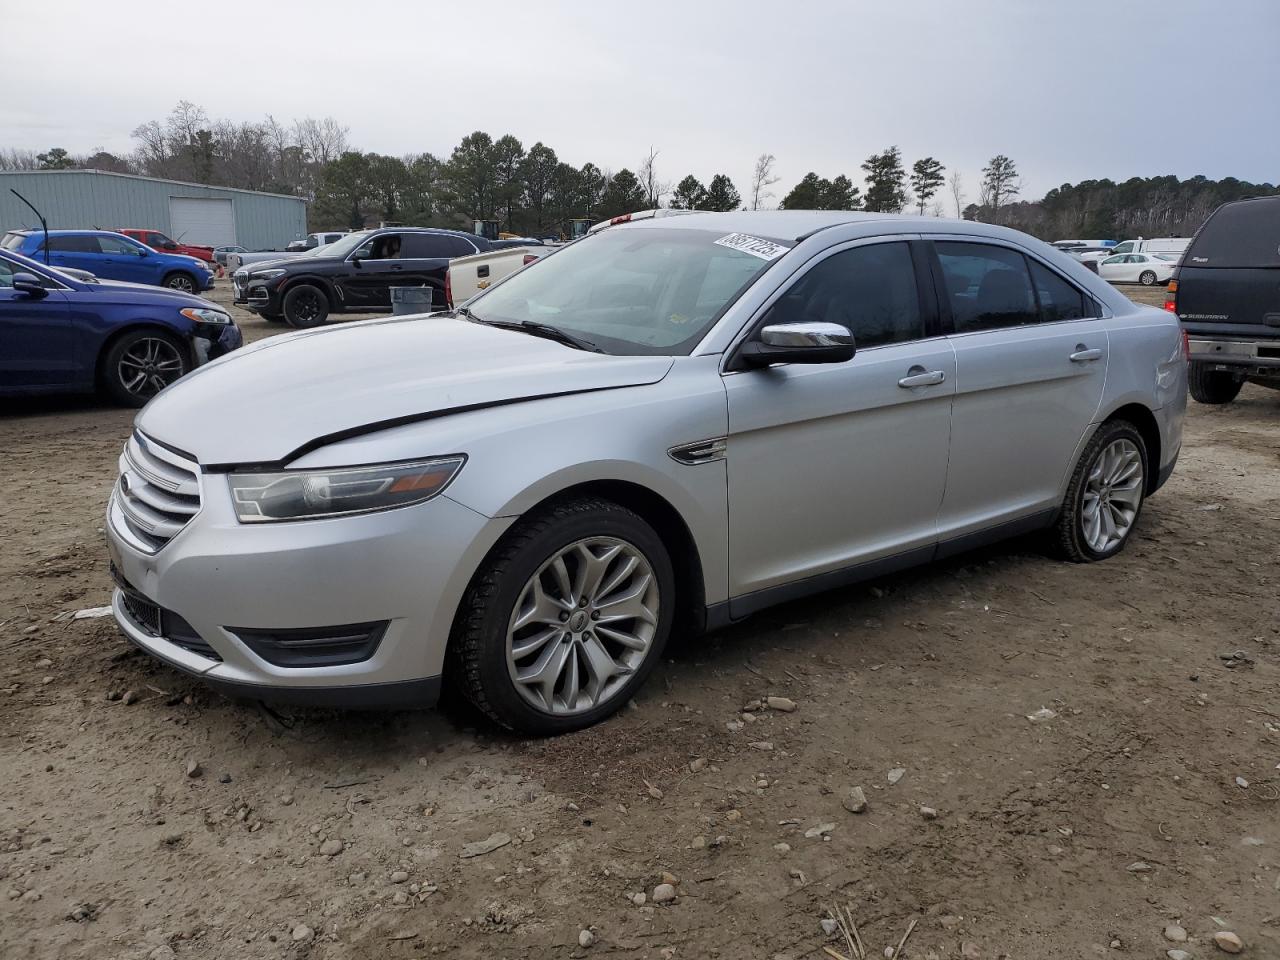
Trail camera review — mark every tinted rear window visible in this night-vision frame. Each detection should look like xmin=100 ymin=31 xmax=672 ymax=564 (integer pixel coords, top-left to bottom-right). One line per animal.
xmin=1 ymin=232 xmax=27 ymax=251
xmin=1185 ymin=197 xmax=1280 ymax=269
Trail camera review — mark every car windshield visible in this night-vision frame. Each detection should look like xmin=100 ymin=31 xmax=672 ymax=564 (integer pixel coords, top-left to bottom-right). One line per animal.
xmin=466 ymin=227 xmax=789 ymax=356
xmin=307 ymin=231 xmax=370 ymax=259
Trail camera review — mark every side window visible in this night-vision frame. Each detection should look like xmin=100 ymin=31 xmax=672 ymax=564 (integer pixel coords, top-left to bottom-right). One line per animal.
xmin=935 ymin=242 xmax=1037 ymax=333
xmin=402 ymin=234 xmax=468 ymax=258
xmin=97 ymin=235 xmax=138 ymax=255
xmin=304 ymin=235 xmax=319 ymax=249
xmin=770 ymin=241 xmax=923 ymax=348
xmin=48 ymin=236 xmax=99 ymax=254
xmin=1028 ymin=260 xmax=1090 ymax=323
xmin=0 ymin=258 xmax=15 ymax=287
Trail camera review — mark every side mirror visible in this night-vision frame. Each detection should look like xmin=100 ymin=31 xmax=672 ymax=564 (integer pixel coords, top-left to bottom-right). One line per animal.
xmin=163 ymin=242 xmax=178 ymax=250
xmin=11 ymin=273 xmax=48 ymax=298
xmin=136 ymin=247 xmax=150 ymax=257
xmin=739 ymin=321 xmax=856 ymax=367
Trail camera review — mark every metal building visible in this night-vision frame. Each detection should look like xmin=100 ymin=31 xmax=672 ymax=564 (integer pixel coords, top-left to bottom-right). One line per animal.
xmin=0 ymin=169 xmax=307 ymax=250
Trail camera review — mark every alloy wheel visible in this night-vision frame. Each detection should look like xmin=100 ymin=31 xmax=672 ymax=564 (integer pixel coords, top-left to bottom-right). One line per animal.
xmin=117 ymin=337 xmax=184 ymax=399
xmin=506 ymin=537 xmax=659 ymax=716
xmin=294 ymin=291 xmax=322 ymax=323
xmin=1081 ymin=438 xmax=1143 ymax=553
xmin=167 ymin=275 xmax=194 ymax=293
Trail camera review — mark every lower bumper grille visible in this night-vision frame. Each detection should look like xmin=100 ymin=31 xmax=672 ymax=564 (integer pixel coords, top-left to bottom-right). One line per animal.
xmin=113 ymin=567 xmax=222 ymax=663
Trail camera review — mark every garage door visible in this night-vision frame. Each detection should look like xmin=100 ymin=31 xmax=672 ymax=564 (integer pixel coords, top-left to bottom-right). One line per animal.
xmin=169 ymin=197 xmax=235 ymax=246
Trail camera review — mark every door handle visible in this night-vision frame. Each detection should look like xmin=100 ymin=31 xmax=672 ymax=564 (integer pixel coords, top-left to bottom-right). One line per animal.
xmin=390 ymin=264 xmax=403 ymax=271
xmin=898 ymin=367 xmax=947 ymax=388
xmin=1069 ymin=347 xmax=1102 ymax=362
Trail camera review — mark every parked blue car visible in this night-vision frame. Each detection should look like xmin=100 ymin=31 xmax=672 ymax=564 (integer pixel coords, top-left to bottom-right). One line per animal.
xmin=0 ymin=247 xmax=242 ymax=406
xmin=1 ymin=229 xmax=215 ymax=293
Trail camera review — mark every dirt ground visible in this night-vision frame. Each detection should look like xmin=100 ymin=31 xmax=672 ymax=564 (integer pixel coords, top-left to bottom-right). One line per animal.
xmin=2 ymin=283 xmax=1278 ymax=960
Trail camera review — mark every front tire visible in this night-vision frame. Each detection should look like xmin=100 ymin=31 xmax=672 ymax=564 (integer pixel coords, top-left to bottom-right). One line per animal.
xmin=1138 ymin=270 xmax=1158 ymax=286
xmin=451 ymin=498 xmax=675 ymax=735
xmin=1189 ymin=362 xmax=1244 ymax=404
xmin=1053 ymin=420 xmax=1147 ymax=562
xmin=101 ymin=330 xmax=190 ymax=407
xmin=162 ymin=272 xmax=196 ymax=293
xmin=282 ymin=284 xmax=330 ymax=329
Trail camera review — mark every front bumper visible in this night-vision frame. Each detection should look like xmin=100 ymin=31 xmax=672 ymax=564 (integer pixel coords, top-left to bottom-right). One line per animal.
xmin=191 ymin=323 xmax=243 ymax=365
xmin=105 ymin=472 xmax=512 ymax=710
xmin=232 ymin=276 xmax=283 ymax=313
xmin=1188 ymin=338 xmax=1280 ymax=376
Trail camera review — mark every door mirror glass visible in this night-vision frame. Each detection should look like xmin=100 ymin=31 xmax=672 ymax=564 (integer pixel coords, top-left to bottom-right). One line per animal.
xmin=11 ymin=272 xmax=48 ymax=298
xmin=740 ymin=321 xmax=856 ymax=367
xmin=163 ymin=242 xmax=178 ymax=250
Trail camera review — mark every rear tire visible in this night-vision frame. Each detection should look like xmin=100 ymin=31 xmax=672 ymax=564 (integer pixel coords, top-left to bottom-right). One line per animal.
xmin=100 ymin=330 xmax=190 ymax=407
xmin=282 ymin=284 xmax=329 ymax=329
xmin=451 ymin=497 xmax=675 ymax=735
xmin=1052 ymin=420 xmax=1147 ymax=563
xmin=1138 ymin=270 xmax=1158 ymax=286
xmin=1189 ymin=362 xmax=1244 ymax=404
xmin=162 ymin=272 xmax=196 ymax=293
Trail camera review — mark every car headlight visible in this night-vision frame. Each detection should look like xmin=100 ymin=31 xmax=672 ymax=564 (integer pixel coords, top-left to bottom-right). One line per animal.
xmin=181 ymin=307 xmax=232 ymax=325
xmin=227 ymin=456 xmax=466 ymax=523
xmin=251 ymin=269 xmax=287 ymax=281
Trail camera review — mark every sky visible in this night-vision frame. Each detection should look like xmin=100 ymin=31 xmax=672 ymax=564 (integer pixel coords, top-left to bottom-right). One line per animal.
xmin=3 ymin=0 xmax=1278 ymax=206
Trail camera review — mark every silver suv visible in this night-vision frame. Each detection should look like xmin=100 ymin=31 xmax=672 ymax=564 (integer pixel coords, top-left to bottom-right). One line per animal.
xmin=107 ymin=212 xmax=1187 ymax=734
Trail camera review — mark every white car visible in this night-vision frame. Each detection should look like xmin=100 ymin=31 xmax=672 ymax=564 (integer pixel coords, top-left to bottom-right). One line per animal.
xmin=1098 ymin=252 xmax=1176 ymax=286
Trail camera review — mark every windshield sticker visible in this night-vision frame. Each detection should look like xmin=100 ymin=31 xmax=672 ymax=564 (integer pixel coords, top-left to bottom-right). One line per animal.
xmin=714 ymin=233 xmax=788 ymax=261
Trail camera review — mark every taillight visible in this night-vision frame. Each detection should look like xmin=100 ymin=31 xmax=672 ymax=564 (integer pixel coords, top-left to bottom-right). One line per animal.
xmin=1181 ymin=329 xmax=1191 ymax=361
xmin=445 ymin=268 xmax=453 ymax=309
xmin=522 ymin=254 xmax=537 ymax=266
xmin=610 ymin=214 xmax=632 ymax=225
xmin=1163 ymin=278 xmax=1178 ymax=313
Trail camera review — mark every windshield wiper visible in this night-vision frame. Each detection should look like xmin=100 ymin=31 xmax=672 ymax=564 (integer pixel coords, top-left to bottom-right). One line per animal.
xmin=456 ymin=308 xmax=603 ymax=353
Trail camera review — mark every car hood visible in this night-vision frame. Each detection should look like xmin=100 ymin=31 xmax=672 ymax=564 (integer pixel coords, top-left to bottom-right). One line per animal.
xmin=83 ymin=279 xmax=219 ymax=308
xmin=136 ymin=316 xmax=675 ymax=465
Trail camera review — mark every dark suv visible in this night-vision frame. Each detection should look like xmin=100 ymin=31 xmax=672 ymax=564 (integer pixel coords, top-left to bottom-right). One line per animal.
xmin=232 ymin=227 xmax=490 ymax=328
xmin=1169 ymin=195 xmax=1280 ymax=404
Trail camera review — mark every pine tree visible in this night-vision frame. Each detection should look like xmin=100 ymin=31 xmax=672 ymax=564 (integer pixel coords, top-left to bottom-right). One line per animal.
xmin=862 ymin=146 xmax=907 ymax=212
xmin=703 ymin=174 xmax=741 ymax=212
xmin=910 ymin=157 xmax=946 ymax=215
xmin=670 ymin=175 xmax=708 ymax=210
xmin=980 ymin=155 xmax=1021 ymax=213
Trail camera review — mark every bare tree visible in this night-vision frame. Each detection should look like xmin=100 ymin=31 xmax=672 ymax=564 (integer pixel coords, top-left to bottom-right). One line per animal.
xmin=749 ymin=152 xmax=779 ymax=210
xmin=948 ymin=170 xmax=965 ymax=218
xmin=0 ymin=148 xmax=40 ymax=170
xmin=294 ymin=117 xmax=349 ymax=166
xmin=638 ymin=146 xmax=668 ymax=209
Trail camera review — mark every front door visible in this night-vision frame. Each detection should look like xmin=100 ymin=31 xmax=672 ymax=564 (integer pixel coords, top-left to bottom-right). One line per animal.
xmin=0 ymin=259 xmax=75 ymax=387
xmin=96 ymin=234 xmax=153 ymax=284
xmin=929 ymin=239 xmax=1109 ymax=539
xmin=724 ymin=239 xmax=956 ymax=610
xmin=340 ymin=233 xmax=407 ymax=308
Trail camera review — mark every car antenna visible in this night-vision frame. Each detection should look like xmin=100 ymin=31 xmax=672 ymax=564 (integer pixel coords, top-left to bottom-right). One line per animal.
xmin=9 ymin=188 xmax=50 ymax=265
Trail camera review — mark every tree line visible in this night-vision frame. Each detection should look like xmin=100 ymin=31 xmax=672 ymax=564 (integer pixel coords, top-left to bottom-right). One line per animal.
xmin=3 ymin=101 xmax=1275 ymax=241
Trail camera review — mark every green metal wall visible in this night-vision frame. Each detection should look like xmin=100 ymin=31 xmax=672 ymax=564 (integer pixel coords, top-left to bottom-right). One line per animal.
xmin=0 ymin=170 xmax=307 ymax=250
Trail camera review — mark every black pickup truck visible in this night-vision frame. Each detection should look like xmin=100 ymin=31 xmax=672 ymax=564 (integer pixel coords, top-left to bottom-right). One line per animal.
xmin=1170 ymin=196 xmax=1280 ymax=404
xmin=232 ymin=227 xmax=495 ymax=328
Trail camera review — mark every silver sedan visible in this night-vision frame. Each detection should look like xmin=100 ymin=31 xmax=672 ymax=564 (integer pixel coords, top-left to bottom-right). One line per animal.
xmin=106 ymin=212 xmax=1187 ymax=734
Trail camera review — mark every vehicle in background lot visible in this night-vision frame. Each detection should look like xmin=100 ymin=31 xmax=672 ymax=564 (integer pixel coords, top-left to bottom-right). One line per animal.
xmin=1 ymin=229 xmax=215 ymax=293
xmin=1052 ymin=239 xmax=1116 ymax=251
xmin=1098 ymin=252 xmax=1176 ymax=286
xmin=446 ymin=243 xmax=553 ymax=307
xmin=1168 ymin=195 xmax=1280 ymax=404
xmin=212 ymin=245 xmax=247 ymax=268
xmin=232 ymin=227 xmax=489 ymax=327
xmin=117 ymin=228 xmax=215 ymax=263
xmin=286 ymin=231 xmax=349 ymax=253
xmin=109 ymin=212 xmax=1185 ymax=734
xmin=1111 ymin=237 xmax=1190 ymax=258
xmin=1066 ymin=246 xmax=1114 ymax=264
xmin=0 ymin=247 xmax=241 ymax=406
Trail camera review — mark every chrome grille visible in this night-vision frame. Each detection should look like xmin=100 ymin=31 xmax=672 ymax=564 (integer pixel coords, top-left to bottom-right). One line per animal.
xmin=113 ymin=432 xmax=201 ymax=553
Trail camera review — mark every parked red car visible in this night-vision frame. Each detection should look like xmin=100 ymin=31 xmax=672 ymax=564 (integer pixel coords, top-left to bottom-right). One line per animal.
xmin=117 ymin=228 xmax=215 ymax=263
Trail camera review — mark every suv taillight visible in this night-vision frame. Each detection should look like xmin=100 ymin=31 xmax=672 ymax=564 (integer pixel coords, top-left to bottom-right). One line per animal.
xmin=445 ymin=268 xmax=453 ymax=309
xmin=1181 ymin=329 xmax=1191 ymax=361
xmin=1163 ymin=278 xmax=1178 ymax=314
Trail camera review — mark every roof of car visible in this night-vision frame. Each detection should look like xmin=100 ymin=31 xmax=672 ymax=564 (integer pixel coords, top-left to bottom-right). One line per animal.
xmin=616 ymin=210 xmax=1027 ymax=242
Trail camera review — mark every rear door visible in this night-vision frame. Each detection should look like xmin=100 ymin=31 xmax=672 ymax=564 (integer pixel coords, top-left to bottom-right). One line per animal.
xmin=44 ymin=235 xmax=102 ymax=275
xmin=401 ymin=233 xmax=475 ymax=307
xmin=929 ymin=239 xmax=1108 ymax=542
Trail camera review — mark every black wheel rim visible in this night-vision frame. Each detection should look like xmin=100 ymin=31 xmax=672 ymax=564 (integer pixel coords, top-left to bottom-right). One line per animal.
xmin=118 ymin=338 xmax=184 ymax=399
xmin=168 ymin=275 xmax=194 ymax=292
xmin=295 ymin=292 xmax=322 ymax=323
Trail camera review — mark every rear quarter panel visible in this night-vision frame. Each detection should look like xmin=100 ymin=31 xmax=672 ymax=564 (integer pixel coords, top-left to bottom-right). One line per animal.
xmin=1099 ymin=304 xmax=1187 ymax=475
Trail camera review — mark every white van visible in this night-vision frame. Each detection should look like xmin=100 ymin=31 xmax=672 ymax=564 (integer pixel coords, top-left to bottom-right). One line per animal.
xmin=1111 ymin=237 xmax=1190 ymax=257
